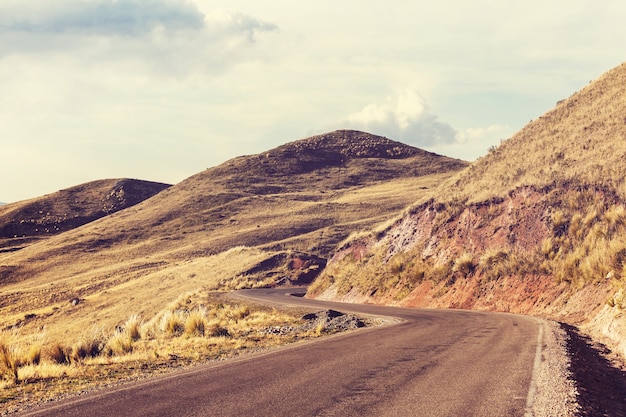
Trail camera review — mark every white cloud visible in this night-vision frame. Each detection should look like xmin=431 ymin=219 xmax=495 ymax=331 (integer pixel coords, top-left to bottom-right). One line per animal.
xmin=456 ymin=125 xmax=510 ymax=144
xmin=338 ymin=90 xmax=457 ymax=147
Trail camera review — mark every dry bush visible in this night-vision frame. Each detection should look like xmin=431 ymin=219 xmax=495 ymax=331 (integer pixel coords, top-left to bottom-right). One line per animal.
xmin=184 ymin=309 xmax=207 ymax=337
xmin=107 ymin=330 xmax=134 ymax=356
xmin=159 ymin=311 xmax=186 ymax=336
xmin=45 ymin=342 xmax=71 ymax=365
xmin=0 ymin=333 xmax=45 ymax=384
xmin=125 ymin=315 xmax=142 ymax=341
xmin=70 ymin=328 xmax=106 ymax=363
xmin=206 ymin=320 xmax=230 ymax=338
xmin=22 ymin=343 xmax=42 ymax=366
xmin=452 ymin=252 xmax=475 ymax=276
xmin=0 ymin=337 xmax=20 ymax=384
xmin=230 ymin=305 xmax=250 ymax=321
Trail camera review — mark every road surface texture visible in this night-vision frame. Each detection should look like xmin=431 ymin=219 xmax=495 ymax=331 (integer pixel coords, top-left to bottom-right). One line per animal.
xmin=22 ymin=288 xmax=542 ymax=417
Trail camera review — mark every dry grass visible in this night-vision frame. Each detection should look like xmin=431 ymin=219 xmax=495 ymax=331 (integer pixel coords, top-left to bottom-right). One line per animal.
xmin=0 ymin=168 xmax=457 ymax=349
xmin=0 ymin=337 xmax=20 ymax=385
xmin=311 ymin=64 xmax=626 ymax=315
xmin=0 ymin=294 xmax=333 ymax=414
xmin=445 ymin=62 xmax=626 ymax=204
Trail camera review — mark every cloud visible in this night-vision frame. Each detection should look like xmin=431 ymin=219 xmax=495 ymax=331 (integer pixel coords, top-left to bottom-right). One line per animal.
xmin=456 ymin=125 xmax=510 ymax=144
xmin=0 ymin=1 xmax=278 ymax=76
xmin=0 ymin=0 xmax=205 ymax=35
xmin=338 ymin=90 xmax=457 ymax=146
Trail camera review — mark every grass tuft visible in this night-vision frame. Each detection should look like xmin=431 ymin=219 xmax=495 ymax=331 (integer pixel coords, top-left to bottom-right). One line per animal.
xmin=184 ymin=309 xmax=207 ymax=337
xmin=0 ymin=337 xmax=20 ymax=384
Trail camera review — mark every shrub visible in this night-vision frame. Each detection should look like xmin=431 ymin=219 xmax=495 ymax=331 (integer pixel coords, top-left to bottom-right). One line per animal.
xmin=125 ymin=315 xmax=142 ymax=341
xmin=107 ymin=330 xmax=134 ymax=355
xmin=159 ymin=311 xmax=185 ymax=336
xmin=46 ymin=342 xmax=70 ymax=365
xmin=22 ymin=343 xmax=42 ymax=366
xmin=0 ymin=338 xmax=20 ymax=384
xmin=207 ymin=321 xmax=230 ymax=338
xmin=452 ymin=252 xmax=475 ymax=276
xmin=184 ymin=309 xmax=207 ymax=337
xmin=231 ymin=305 xmax=250 ymax=321
xmin=70 ymin=329 xmax=106 ymax=363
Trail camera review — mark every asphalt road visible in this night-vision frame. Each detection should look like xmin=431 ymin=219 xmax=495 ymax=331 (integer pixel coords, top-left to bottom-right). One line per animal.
xmin=22 ymin=288 xmax=541 ymax=417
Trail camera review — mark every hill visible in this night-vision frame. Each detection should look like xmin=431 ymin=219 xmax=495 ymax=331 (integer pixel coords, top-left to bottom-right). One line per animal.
xmin=308 ymin=64 xmax=626 ymax=359
xmin=0 ymin=179 xmax=170 ymax=244
xmin=0 ymin=130 xmax=467 ymax=345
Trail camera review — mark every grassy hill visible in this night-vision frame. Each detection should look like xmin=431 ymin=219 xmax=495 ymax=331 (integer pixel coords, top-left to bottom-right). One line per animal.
xmin=447 ymin=61 xmax=626 ymax=203
xmin=0 ymin=130 xmax=466 ymax=348
xmin=308 ymin=64 xmax=626 ymax=360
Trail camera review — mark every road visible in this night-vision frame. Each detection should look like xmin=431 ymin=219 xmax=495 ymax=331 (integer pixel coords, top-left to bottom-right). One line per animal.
xmin=22 ymin=288 xmax=541 ymax=417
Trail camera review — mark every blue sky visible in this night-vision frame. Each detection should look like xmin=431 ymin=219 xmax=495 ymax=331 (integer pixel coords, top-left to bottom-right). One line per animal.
xmin=1 ymin=0 xmax=625 ymax=203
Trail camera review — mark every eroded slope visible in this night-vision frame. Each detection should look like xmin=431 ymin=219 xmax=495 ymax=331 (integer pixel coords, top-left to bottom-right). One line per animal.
xmin=308 ymin=64 xmax=626 ymax=359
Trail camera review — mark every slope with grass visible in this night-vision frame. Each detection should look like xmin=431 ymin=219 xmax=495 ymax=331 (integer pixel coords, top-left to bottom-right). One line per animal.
xmin=0 ymin=131 xmax=466 ymax=366
xmin=308 ymin=63 xmax=626 ymax=360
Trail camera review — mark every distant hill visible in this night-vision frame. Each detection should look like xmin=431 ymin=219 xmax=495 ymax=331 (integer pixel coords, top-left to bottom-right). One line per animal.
xmin=0 ymin=130 xmax=467 ymax=343
xmin=308 ymin=64 xmax=626 ymax=359
xmin=0 ymin=178 xmax=170 ymax=239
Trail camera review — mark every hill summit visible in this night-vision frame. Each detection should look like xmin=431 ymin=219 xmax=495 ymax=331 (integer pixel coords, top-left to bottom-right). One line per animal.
xmin=204 ymin=130 xmax=467 ymax=192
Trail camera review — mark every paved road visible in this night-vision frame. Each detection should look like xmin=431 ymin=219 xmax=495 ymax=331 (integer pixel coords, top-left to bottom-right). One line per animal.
xmin=23 ymin=288 xmax=541 ymax=417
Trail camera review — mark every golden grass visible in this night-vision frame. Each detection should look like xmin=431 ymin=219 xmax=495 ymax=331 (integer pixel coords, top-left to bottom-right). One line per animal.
xmin=311 ymin=64 xmax=626 ymax=315
xmin=0 ymin=170 xmax=457 ymax=351
xmin=0 ymin=294 xmax=335 ymax=414
xmin=444 ymin=63 xmax=626 ymax=204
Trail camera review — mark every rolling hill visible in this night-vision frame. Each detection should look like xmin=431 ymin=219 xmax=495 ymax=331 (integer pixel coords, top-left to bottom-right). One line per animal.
xmin=308 ymin=63 xmax=626 ymax=359
xmin=0 ymin=130 xmax=467 ymax=344
xmin=0 ymin=179 xmax=170 ymax=252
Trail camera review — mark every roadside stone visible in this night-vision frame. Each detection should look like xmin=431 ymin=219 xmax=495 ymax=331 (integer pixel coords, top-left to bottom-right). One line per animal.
xmin=259 ymin=310 xmax=367 ymax=336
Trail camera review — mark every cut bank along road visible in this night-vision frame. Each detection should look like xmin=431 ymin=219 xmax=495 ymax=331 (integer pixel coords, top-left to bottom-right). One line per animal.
xmin=23 ymin=288 xmax=542 ymax=417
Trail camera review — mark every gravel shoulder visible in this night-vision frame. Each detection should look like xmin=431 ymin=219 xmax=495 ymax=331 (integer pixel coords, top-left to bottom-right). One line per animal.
xmin=563 ymin=323 xmax=626 ymax=417
xmin=530 ymin=320 xmax=579 ymax=417
xmin=532 ymin=319 xmax=626 ymax=417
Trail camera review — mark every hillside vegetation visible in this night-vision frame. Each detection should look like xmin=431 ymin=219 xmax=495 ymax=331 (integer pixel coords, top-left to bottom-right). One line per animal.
xmin=309 ymin=63 xmax=626 ymax=359
xmin=0 ymin=130 xmax=466 ymax=407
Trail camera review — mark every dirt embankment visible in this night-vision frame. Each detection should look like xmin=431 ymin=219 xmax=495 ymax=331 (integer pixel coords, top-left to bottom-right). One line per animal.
xmin=311 ymin=184 xmax=626 ymax=362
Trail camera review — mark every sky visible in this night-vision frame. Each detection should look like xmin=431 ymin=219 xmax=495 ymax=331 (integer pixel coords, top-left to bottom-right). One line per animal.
xmin=1 ymin=0 xmax=625 ymax=203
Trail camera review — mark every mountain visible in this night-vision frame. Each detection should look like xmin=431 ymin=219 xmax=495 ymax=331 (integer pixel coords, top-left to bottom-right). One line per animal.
xmin=308 ymin=64 xmax=626 ymax=359
xmin=0 ymin=130 xmax=467 ymax=343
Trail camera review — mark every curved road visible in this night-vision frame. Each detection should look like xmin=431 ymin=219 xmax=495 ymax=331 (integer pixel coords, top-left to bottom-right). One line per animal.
xmin=22 ymin=288 xmax=542 ymax=417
